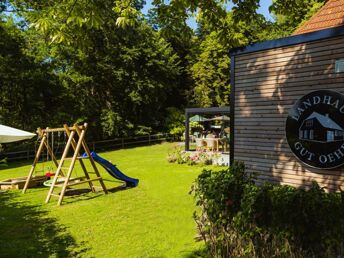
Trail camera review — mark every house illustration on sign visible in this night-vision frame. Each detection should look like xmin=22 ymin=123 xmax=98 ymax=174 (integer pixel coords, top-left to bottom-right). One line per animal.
xmin=299 ymin=112 xmax=344 ymax=142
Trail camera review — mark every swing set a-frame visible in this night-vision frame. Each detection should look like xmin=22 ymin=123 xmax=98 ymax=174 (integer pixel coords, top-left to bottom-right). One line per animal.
xmin=23 ymin=123 xmax=107 ymax=205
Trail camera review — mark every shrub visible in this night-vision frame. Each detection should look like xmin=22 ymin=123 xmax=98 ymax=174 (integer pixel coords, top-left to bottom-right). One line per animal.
xmin=164 ymin=108 xmax=207 ymax=139
xmin=0 ymin=158 xmax=7 ymax=167
xmin=164 ymin=107 xmax=185 ymax=139
xmin=169 ymin=126 xmax=185 ymax=138
xmin=190 ymin=121 xmax=204 ymax=133
xmin=134 ymin=125 xmax=152 ymax=136
xmin=191 ymin=162 xmax=344 ymax=257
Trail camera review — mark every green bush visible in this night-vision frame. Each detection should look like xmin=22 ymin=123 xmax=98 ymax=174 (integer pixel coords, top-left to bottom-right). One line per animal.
xmin=164 ymin=108 xmax=207 ymax=139
xmin=169 ymin=126 xmax=185 ymax=138
xmin=191 ymin=162 xmax=344 ymax=257
xmin=0 ymin=158 xmax=7 ymax=167
xmin=164 ymin=107 xmax=185 ymax=139
xmin=134 ymin=125 xmax=152 ymax=136
xmin=190 ymin=121 xmax=204 ymax=134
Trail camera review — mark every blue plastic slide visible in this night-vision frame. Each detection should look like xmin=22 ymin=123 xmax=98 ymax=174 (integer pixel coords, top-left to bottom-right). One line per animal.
xmin=83 ymin=152 xmax=139 ymax=187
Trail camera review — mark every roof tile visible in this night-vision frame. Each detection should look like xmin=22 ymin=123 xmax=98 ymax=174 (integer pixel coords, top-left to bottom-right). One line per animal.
xmin=294 ymin=0 xmax=344 ymax=35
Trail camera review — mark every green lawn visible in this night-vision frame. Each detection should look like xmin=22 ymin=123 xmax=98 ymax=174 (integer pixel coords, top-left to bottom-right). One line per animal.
xmin=0 ymin=142 xmax=212 ymax=257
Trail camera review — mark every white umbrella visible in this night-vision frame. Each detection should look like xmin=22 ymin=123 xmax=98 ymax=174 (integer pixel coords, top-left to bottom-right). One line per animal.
xmin=0 ymin=124 xmax=36 ymax=143
xmin=210 ymin=115 xmax=230 ymax=121
xmin=189 ymin=115 xmax=208 ymax=122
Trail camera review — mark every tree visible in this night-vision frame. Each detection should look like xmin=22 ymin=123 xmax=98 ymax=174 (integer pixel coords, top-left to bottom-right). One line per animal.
xmin=270 ymin=0 xmax=326 ymax=36
xmin=0 ymin=0 xmax=328 ymax=136
xmin=0 ymin=16 xmax=63 ymax=130
xmin=8 ymin=0 xmax=181 ymax=138
xmin=149 ymin=0 xmax=326 ymax=108
xmin=190 ymin=31 xmax=230 ymax=107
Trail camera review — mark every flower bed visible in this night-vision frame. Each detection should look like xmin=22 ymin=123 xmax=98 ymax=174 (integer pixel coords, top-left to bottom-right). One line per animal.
xmin=167 ymin=145 xmax=222 ymax=166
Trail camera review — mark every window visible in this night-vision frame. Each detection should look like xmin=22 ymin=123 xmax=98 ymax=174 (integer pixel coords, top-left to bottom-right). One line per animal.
xmin=335 ymin=60 xmax=344 ymax=73
xmin=327 ymin=131 xmax=334 ymax=142
xmin=299 ymin=130 xmax=303 ymax=139
xmin=335 ymin=131 xmax=343 ymax=137
xmin=306 ymin=120 xmax=313 ymax=127
xmin=303 ymin=130 xmax=308 ymax=139
xmin=309 ymin=130 xmax=314 ymax=140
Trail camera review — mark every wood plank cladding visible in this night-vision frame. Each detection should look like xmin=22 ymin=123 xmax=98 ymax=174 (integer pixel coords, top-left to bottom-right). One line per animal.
xmin=233 ymin=35 xmax=344 ymax=191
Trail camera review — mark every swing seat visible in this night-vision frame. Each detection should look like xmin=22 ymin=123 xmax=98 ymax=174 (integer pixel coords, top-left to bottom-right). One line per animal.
xmin=43 ymin=178 xmax=67 ymax=187
xmin=45 ymin=172 xmax=55 ymax=177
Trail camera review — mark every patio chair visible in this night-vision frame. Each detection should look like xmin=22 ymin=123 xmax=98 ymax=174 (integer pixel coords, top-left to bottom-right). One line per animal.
xmin=195 ymin=138 xmax=206 ymax=151
xmin=220 ymin=137 xmax=229 ymax=152
xmin=205 ymin=138 xmax=217 ymax=152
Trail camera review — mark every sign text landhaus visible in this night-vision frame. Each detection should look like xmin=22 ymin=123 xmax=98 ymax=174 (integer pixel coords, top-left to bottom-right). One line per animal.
xmin=286 ymin=90 xmax=344 ymax=169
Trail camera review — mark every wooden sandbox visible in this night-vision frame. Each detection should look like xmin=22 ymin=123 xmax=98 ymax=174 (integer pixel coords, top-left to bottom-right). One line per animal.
xmin=0 ymin=176 xmax=47 ymax=190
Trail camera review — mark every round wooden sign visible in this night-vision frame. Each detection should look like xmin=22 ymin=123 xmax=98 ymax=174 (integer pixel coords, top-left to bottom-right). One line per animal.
xmin=286 ymin=90 xmax=344 ymax=169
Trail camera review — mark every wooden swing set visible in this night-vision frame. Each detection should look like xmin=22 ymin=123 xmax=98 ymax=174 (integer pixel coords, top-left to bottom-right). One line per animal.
xmin=23 ymin=123 xmax=107 ymax=205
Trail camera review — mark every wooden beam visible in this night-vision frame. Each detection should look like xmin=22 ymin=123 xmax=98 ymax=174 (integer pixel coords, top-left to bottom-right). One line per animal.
xmin=39 ymin=126 xmax=85 ymax=133
xmin=22 ymin=133 xmax=46 ymax=193
xmin=185 ymin=112 xmax=190 ymax=151
xmin=75 ymin=123 xmax=108 ymax=195
xmin=45 ymin=130 xmax=75 ymax=204
xmin=56 ymin=128 xmax=85 ymax=206
xmin=230 ymin=55 xmax=235 ymax=166
xmin=64 ymin=124 xmax=95 ymax=192
xmin=185 ymin=106 xmax=230 ymax=115
xmin=66 ymin=177 xmax=102 ymax=187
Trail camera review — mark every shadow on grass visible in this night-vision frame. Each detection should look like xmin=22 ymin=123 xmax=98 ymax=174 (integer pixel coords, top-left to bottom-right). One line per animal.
xmin=183 ymin=249 xmax=209 ymax=258
xmin=59 ymin=188 xmax=105 ymax=205
xmin=59 ymin=183 xmax=133 ymax=204
xmin=0 ymin=159 xmax=33 ymax=170
xmin=45 ymin=180 xmax=135 ymax=205
xmin=0 ymin=191 xmax=88 ymax=257
xmin=107 ymin=184 xmax=135 ymax=193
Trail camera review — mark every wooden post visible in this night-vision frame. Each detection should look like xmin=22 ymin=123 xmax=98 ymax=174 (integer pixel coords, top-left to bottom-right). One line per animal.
xmin=57 ymin=128 xmax=85 ymax=206
xmin=185 ymin=112 xmax=190 ymax=151
xmin=64 ymin=124 xmax=95 ymax=192
xmin=45 ymin=130 xmax=75 ymax=204
xmin=22 ymin=132 xmax=46 ymax=193
xmin=75 ymin=123 xmax=108 ymax=195
xmin=23 ymin=127 xmax=66 ymax=194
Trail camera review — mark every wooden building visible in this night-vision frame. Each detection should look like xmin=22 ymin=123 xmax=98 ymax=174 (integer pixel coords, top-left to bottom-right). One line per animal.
xmin=230 ymin=0 xmax=344 ymax=190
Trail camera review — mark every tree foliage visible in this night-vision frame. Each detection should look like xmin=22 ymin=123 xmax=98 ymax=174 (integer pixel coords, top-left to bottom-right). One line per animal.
xmin=0 ymin=0 xmax=328 ymax=137
xmin=271 ymin=0 xmax=326 ymax=28
xmin=0 ymin=17 xmax=63 ymax=130
xmin=270 ymin=0 xmax=326 ymax=35
xmin=190 ymin=31 xmax=230 ymax=107
xmin=1 ymin=0 xmax=181 ymax=139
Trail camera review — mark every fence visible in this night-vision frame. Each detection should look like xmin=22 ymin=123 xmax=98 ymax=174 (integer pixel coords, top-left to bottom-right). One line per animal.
xmin=0 ymin=133 xmax=176 ymax=162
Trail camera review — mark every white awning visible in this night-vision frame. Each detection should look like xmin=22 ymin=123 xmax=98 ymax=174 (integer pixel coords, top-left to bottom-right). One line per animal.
xmin=0 ymin=125 xmax=36 ymax=143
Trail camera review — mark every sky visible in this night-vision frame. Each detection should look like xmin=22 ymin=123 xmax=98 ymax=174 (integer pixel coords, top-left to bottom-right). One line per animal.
xmin=257 ymin=0 xmax=273 ymax=20
xmin=142 ymin=0 xmax=273 ymax=29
